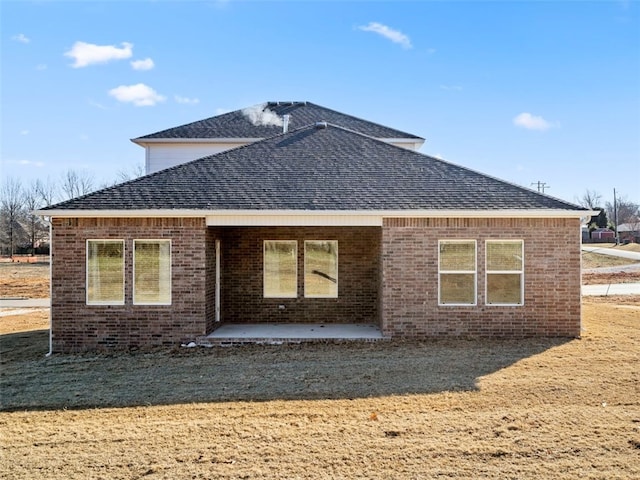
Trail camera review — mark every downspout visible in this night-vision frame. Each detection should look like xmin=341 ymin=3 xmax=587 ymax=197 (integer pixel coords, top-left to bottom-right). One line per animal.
xmin=46 ymin=218 xmax=53 ymax=357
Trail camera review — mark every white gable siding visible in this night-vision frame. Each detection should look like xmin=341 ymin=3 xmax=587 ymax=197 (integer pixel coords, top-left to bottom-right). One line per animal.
xmin=144 ymin=138 xmax=422 ymax=174
xmin=146 ymin=142 xmax=250 ymax=173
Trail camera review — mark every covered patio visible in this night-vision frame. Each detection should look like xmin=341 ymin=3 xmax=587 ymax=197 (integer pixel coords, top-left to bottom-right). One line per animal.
xmin=197 ymin=323 xmax=386 ymax=346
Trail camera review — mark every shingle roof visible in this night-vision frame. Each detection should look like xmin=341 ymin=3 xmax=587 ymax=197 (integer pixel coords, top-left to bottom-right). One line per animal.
xmin=134 ymin=101 xmax=423 ymax=141
xmin=45 ymin=123 xmax=586 ymax=213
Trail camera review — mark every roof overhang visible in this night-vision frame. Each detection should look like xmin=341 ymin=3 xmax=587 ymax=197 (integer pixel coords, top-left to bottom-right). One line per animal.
xmin=131 ymin=137 xmax=264 ymax=147
xmin=131 ymin=137 xmax=425 ymax=149
xmin=382 ymin=138 xmax=426 ymax=149
xmin=37 ymin=209 xmax=596 ymax=227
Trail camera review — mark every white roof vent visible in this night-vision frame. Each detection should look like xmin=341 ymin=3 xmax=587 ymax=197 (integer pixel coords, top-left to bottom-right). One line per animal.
xmin=315 ymin=121 xmax=328 ymax=129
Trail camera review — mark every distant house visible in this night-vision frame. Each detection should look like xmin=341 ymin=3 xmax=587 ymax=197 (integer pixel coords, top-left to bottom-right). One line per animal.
xmin=591 ymin=228 xmax=615 ymax=242
xmin=38 ymin=101 xmax=591 ymax=352
xmin=618 ymin=221 xmax=640 ymax=243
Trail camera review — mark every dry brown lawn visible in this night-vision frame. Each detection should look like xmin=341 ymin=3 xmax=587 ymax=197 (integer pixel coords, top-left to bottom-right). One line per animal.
xmin=1 ymin=298 xmax=639 ymax=479
xmin=1 ymin=254 xmax=639 ymax=479
xmin=0 ymin=262 xmax=50 ymax=299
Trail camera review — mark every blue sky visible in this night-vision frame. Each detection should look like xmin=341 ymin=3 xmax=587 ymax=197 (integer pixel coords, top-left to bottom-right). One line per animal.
xmin=2 ymin=0 xmax=639 ymax=206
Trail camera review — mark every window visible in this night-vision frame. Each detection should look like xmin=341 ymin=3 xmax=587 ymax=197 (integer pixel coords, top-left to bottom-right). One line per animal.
xmin=486 ymin=240 xmax=524 ymax=305
xmin=439 ymin=240 xmax=476 ymax=305
xmin=134 ymin=240 xmax=171 ymax=305
xmin=304 ymin=241 xmax=338 ymax=298
xmin=264 ymin=241 xmax=297 ymax=298
xmin=86 ymin=240 xmax=125 ymax=305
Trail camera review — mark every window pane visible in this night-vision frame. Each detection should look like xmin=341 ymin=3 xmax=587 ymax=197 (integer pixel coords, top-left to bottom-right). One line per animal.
xmin=134 ymin=240 xmax=171 ymax=304
xmin=439 ymin=241 xmax=476 ymax=271
xmin=264 ymin=241 xmax=297 ymax=298
xmin=87 ymin=240 xmax=124 ymax=304
xmin=305 ymin=241 xmax=338 ymax=298
xmin=487 ymin=273 xmax=522 ymax=304
xmin=440 ymin=273 xmax=475 ymax=304
xmin=487 ymin=242 xmax=522 ymax=271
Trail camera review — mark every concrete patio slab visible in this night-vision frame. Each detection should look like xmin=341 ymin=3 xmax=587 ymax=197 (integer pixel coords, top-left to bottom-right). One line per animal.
xmin=582 ymin=283 xmax=640 ymax=296
xmin=0 ymin=298 xmax=50 ymax=308
xmin=199 ymin=323 xmax=385 ymax=345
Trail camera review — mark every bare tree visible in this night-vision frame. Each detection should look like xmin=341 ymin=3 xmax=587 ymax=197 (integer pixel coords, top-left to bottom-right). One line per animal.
xmin=35 ymin=176 xmax=61 ymax=207
xmin=606 ymin=195 xmax=640 ymax=227
xmin=60 ymin=169 xmax=95 ymax=200
xmin=23 ymin=182 xmax=49 ymax=254
xmin=576 ymin=189 xmax=603 ymax=210
xmin=114 ymin=162 xmax=145 ymax=184
xmin=0 ymin=177 xmax=25 ymax=256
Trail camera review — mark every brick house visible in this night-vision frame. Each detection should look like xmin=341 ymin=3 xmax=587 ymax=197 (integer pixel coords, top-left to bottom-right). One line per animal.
xmin=39 ymin=102 xmax=591 ymax=352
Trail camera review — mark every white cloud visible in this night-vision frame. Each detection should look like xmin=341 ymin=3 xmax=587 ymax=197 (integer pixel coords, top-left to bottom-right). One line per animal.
xmin=131 ymin=58 xmax=154 ymax=71
xmin=513 ymin=112 xmax=556 ymax=131
xmin=358 ymin=22 xmax=412 ymax=49
xmin=12 ymin=33 xmax=30 ymax=44
xmin=175 ymin=95 xmax=200 ymax=105
xmin=108 ymin=83 xmax=166 ymax=106
xmin=216 ymin=108 xmax=230 ymax=115
xmin=20 ymin=130 xmax=29 ymax=135
xmin=8 ymin=159 xmax=44 ymax=167
xmin=35 ymin=64 xmax=47 ymax=71
xmin=65 ymin=41 xmax=133 ymax=68
xmin=426 ymin=48 xmax=436 ymax=55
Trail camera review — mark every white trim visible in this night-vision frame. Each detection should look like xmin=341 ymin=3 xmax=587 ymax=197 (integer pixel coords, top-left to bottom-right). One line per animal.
xmin=46 ymin=221 xmax=53 ymax=357
xmin=133 ymin=239 xmax=172 ymax=306
xmin=304 ymin=240 xmax=339 ymax=298
xmin=209 ymin=214 xmax=383 ymax=226
xmin=263 ymin=240 xmax=298 ymax=298
xmin=215 ymin=239 xmax=221 ymax=322
xmin=438 ymin=239 xmax=477 ymax=307
xmin=132 ymin=137 xmax=423 ymax=147
xmin=132 ymin=137 xmax=264 ymax=146
xmin=38 ymin=209 xmax=595 ymax=225
xmin=485 ymin=240 xmax=524 ymax=306
xmin=86 ymin=239 xmax=125 ymax=306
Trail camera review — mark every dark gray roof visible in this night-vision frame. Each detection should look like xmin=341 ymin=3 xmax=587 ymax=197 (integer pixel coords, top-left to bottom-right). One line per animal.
xmin=134 ymin=101 xmax=423 ymax=141
xmin=45 ymin=123 xmax=586 ymax=213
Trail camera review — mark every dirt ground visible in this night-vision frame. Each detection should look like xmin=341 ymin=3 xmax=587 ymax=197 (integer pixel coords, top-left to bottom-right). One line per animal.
xmin=1 ymin=252 xmax=639 ymax=479
xmin=0 ymin=263 xmax=50 ymax=298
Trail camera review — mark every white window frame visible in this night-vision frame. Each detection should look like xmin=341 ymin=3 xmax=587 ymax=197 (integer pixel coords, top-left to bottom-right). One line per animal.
xmin=485 ymin=240 xmax=524 ymax=306
xmin=133 ymin=239 xmax=172 ymax=306
xmin=438 ymin=239 xmax=477 ymax=306
xmin=263 ymin=240 xmax=298 ymax=298
xmin=86 ymin=239 xmax=125 ymax=306
xmin=304 ymin=240 xmax=338 ymax=298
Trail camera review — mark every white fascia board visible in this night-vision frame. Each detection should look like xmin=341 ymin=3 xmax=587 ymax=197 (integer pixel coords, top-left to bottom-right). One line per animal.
xmin=131 ymin=138 xmax=264 ymax=147
xmin=380 ymin=138 xmax=426 ymax=147
xmin=37 ymin=208 xmax=594 ymax=226
xmin=208 ymin=213 xmax=383 ymax=226
xmin=35 ymin=209 xmax=208 ymax=218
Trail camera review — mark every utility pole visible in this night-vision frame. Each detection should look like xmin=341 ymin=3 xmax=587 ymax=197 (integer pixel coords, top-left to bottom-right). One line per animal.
xmin=531 ymin=181 xmax=550 ymax=193
xmin=613 ymin=188 xmax=619 ymax=245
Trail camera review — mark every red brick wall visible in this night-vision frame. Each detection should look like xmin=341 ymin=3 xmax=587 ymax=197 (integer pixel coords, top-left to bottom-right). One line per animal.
xmin=381 ymin=218 xmax=582 ymax=338
xmin=50 ymin=217 xmax=209 ymax=352
xmin=211 ymin=227 xmax=380 ymax=324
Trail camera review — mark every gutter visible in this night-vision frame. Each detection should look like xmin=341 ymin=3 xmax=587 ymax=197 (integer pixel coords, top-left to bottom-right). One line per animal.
xmin=35 ymin=208 xmax=595 ymax=220
xmin=46 ymin=219 xmax=53 ymax=357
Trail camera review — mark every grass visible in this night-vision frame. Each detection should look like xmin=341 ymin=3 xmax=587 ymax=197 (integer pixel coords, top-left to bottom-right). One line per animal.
xmin=1 ymin=300 xmax=639 ymax=479
xmin=582 ymin=252 xmax=640 ymax=269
